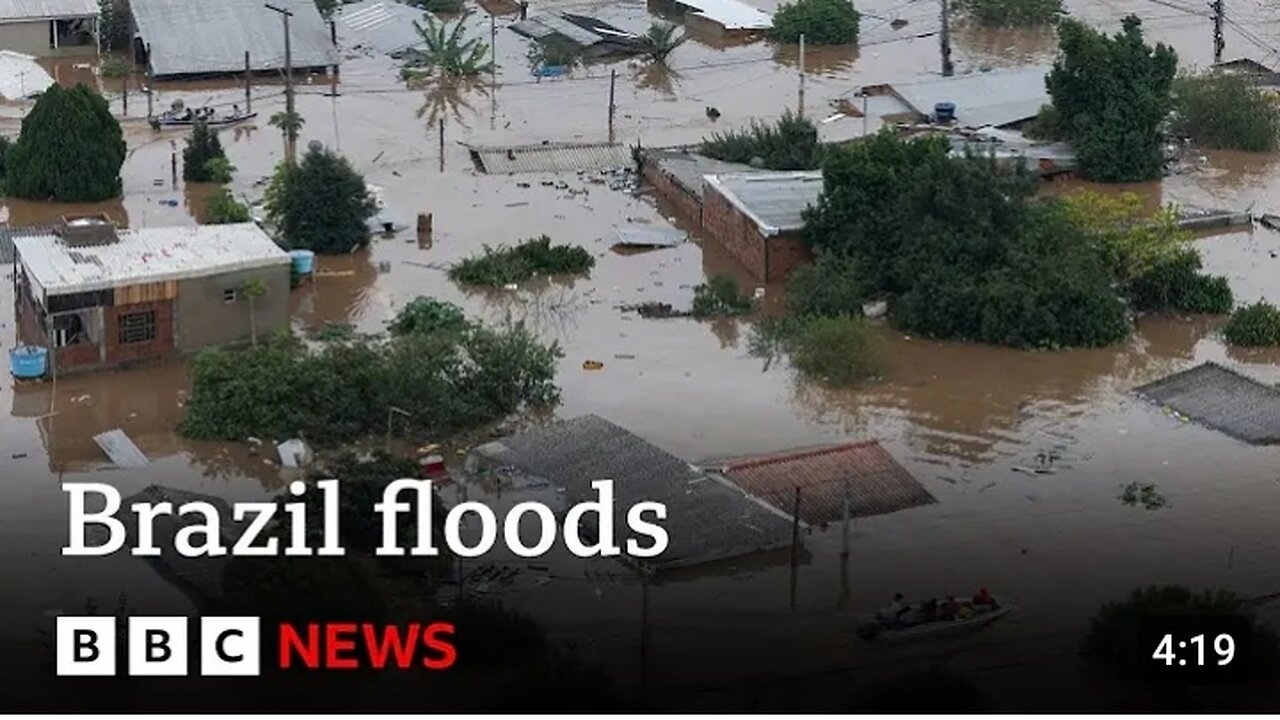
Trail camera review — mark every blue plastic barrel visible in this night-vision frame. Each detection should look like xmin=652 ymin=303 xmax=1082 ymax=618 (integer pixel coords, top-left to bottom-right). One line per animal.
xmin=10 ymin=345 xmax=49 ymax=379
xmin=289 ymin=249 xmax=316 ymax=276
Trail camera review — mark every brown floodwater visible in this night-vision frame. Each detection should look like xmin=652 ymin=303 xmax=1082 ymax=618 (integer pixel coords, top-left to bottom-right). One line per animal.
xmin=2 ymin=0 xmax=1280 ymax=709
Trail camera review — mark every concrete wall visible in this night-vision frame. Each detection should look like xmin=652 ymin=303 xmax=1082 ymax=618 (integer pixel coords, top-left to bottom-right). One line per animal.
xmin=0 ymin=20 xmax=50 ymax=56
xmin=700 ymin=183 xmax=812 ymax=283
xmin=175 ymin=265 xmax=291 ymax=351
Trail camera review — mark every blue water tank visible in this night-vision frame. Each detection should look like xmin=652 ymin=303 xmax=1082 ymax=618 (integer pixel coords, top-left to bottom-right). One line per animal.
xmin=289 ymin=249 xmax=316 ymax=276
xmin=10 ymin=345 xmax=49 ymax=379
xmin=935 ymin=102 xmax=957 ymax=123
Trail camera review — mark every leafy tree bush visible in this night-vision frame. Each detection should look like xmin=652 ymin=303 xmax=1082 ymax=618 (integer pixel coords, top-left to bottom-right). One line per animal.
xmin=0 ymin=135 xmax=11 ymax=183
xmin=1223 ymin=301 xmax=1280 ymax=346
xmin=701 ymin=110 xmax=824 ymax=170
xmin=640 ymin=21 xmax=686 ymax=62
xmin=786 ymin=251 xmax=867 ymax=317
xmin=416 ymin=0 xmax=464 ymax=12
xmin=99 ymin=57 xmax=129 ymax=79
xmin=1045 ymin=16 xmax=1177 ymax=182
xmin=1061 ymin=191 xmax=1188 ymax=287
xmin=768 ymin=0 xmax=860 ymax=45
xmin=204 ymin=188 xmax=252 ymax=224
xmin=183 ymin=121 xmax=230 ymax=182
xmin=1083 ymin=585 xmax=1280 ymax=682
xmin=1171 ymin=71 xmax=1280 ymax=151
xmin=264 ymin=145 xmax=378 ymax=254
xmin=803 ymin=132 xmax=1130 ymax=349
xmin=449 ymin=235 xmax=594 ymax=286
xmin=1128 ymin=248 xmax=1233 ymax=314
xmin=387 ymin=297 xmax=470 ymax=336
xmin=691 ymin=274 xmax=753 ymax=317
xmin=953 ymin=0 xmax=1062 ymax=26
xmin=404 ymin=10 xmax=495 ymax=80
xmin=98 ymin=0 xmax=131 ymax=52
xmin=313 ymin=0 xmax=338 ymax=18
xmin=7 ymin=84 xmax=125 ymax=202
xmin=527 ymin=36 xmax=582 ymax=72
xmin=180 ymin=304 xmax=561 ymax=446
xmin=790 ymin=315 xmax=882 ymax=385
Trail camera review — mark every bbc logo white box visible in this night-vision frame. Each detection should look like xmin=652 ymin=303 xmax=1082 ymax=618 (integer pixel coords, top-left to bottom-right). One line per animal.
xmin=128 ymin=616 xmax=188 ymax=676
xmin=200 ymin=616 xmax=260 ymax=676
xmin=56 ymin=616 xmax=117 ymax=676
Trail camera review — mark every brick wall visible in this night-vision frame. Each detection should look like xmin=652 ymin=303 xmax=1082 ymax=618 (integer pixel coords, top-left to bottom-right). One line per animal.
xmin=56 ymin=343 xmax=99 ymax=370
xmin=105 ymin=300 xmax=175 ymax=367
xmin=701 ymin=184 xmax=767 ymax=279
xmin=641 ymin=158 xmax=703 ymax=226
xmin=767 ymin=232 xmax=813 ymax=282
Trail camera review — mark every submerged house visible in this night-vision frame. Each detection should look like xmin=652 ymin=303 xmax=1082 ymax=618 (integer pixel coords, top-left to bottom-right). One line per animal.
xmin=701 ymin=171 xmax=820 ymax=282
xmin=11 ymin=216 xmax=291 ymax=374
xmin=0 ymin=0 xmax=99 ymax=56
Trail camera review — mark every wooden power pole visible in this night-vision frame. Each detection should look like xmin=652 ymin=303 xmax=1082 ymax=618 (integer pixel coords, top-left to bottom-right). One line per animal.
xmin=1211 ymin=0 xmax=1225 ymax=64
xmin=940 ymin=0 xmax=954 ymax=77
xmin=266 ymin=3 xmax=297 ymax=165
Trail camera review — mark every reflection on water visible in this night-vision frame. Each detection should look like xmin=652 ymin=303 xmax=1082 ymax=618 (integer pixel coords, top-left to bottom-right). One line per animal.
xmin=952 ymin=23 xmax=1057 ymax=66
xmin=773 ymin=43 xmax=860 ymax=75
xmin=290 ymin=250 xmax=381 ymax=331
xmin=416 ymin=79 xmax=487 ymax=129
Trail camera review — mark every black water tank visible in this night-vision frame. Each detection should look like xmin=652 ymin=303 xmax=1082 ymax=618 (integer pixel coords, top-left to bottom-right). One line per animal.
xmin=935 ymin=102 xmax=957 ymax=123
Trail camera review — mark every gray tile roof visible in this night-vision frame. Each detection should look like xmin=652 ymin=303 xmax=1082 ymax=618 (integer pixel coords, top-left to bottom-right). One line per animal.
xmin=703 ymin=171 xmax=824 ymax=236
xmin=132 ymin=0 xmax=339 ymax=77
xmin=1135 ymin=362 xmax=1280 ymax=445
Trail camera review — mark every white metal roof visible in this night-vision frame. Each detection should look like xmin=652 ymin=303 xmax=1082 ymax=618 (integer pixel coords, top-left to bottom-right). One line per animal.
xmin=674 ymin=0 xmax=772 ymax=30
xmin=703 ymin=171 xmax=824 ymax=236
xmin=846 ymin=66 xmax=1052 ymax=129
xmin=337 ymin=0 xmax=425 ymax=56
xmin=132 ymin=0 xmax=339 ymax=77
xmin=14 ymin=222 xmax=291 ymax=297
xmin=0 ymin=49 xmax=53 ymax=98
xmin=0 ymin=0 xmax=96 ymax=22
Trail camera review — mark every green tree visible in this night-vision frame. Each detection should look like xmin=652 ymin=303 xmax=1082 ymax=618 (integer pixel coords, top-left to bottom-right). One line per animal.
xmin=313 ymin=0 xmax=338 ymax=18
xmin=403 ymin=10 xmax=496 ymax=80
xmin=640 ymin=21 xmax=686 ymax=62
xmin=1171 ymin=71 xmax=1280 ymax=151
xmin=953 ymin=0 xmax=1062 ymax=26
xmin=268 ymin=110 xmax=305 ymax=166
xmin=240 ymin=277 xmax=268 ymax=347
xmin=1044 ymin=16 xmax=1177 ymax=182
xmin=7 ymin=84 xmax=125 ymax=202
xmin=264 ymin=144 xmax=378 ymax=254
xmin=183 ymin=121 xmax=230 ymax=182
xmin=98 ymin=0 xmax=132 ymax=52
xmin=1223 ymin=301 xmax=1280 ymax=346
xmin=204 ymin=187 xmax=252 ymax=224
xmin=768 ymin=0 xmax=860 ymax=44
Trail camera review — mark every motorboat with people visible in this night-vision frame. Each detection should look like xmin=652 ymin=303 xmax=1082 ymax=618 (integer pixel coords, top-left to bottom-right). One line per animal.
xmin=856 ymin=588 xmax=1015 ymax=643
xmin=149 ymin=99 xmax=257 ymax=130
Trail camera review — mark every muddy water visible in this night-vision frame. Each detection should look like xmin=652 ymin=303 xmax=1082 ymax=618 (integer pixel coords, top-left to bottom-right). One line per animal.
xmin=2 ymin=0 xmax=1280 ymax=708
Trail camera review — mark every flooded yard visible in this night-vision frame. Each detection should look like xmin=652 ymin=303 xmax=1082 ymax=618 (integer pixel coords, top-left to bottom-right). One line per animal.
xmin=3 ymin=0 xmax=1280 ymax=709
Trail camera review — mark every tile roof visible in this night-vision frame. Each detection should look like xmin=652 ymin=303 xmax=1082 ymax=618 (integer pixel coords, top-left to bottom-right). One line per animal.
xmin=715 ymin=441 xmax=936 ymax=524
xmin=1135 ymin=362 xmax=1280 ymax=445
xmin=467 ymin=141 xmax=634 ymax=174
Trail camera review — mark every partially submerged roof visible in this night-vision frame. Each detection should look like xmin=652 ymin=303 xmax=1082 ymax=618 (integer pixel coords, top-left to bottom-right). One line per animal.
xmin=0 ymin=0 xmax=95 ymax=21
xmin=671 ymin=0 xmax=772 ymax=31
xmin=848 ymin=65 xmax=1051 ymax=129
xmin=132 ymin=0 xmax=339 ymax=77
xmin=644 ymin=148 xmax=756 ymax=197
xmin=93 ymin=429 xmax=150 ymax=468
xmin=703 ymin=171 xmax=824 ymax=236
xmin=0 ymin=50 xmax=53 ymax=98
xmin=13 ymin=222 xmax=290 ymax=298
xmin=336 ymin=0 xmax=426 ymax=56
xmin=713 ymin=441 xmax=936 ymax=525
xmin=511 ymin=12 xmax=643 ymax=54
xmin=1135 ymin=362 xmax=1280 ymax=445
xmin=471 ymin=415 xmax=794 ymax=570
xmin=468 ymin=141 xmax=634 ymax=174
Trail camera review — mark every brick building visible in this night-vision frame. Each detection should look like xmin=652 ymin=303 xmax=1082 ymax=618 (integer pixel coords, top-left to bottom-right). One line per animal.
xmin=12 ymin=216 xmax=291 ymax=375
xmin=700 ymin=172 xmax=820 ymax=282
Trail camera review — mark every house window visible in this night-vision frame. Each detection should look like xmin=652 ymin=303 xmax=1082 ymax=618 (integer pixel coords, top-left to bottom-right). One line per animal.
xmin=223 ymin=288 xmax=238 ymax=304
xmin=118 ymin=310 xmax=157 ymax=345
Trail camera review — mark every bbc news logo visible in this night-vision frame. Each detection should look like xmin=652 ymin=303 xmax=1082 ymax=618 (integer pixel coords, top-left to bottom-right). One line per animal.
xmin=56 ymin=617 xmax=457 ymax=676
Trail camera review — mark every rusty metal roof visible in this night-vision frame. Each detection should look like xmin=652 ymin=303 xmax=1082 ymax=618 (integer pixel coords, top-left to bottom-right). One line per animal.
xmin=468 ymin=141 xmax=634 ymax=174
xmin=715 ymin=441 xmax=936 ymax=525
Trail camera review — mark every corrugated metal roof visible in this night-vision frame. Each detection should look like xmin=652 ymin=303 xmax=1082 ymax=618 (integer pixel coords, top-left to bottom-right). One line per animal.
xmin=0 ymin=0 xmax=95 ymax=21
xmin=674 ymin=0 xmax=771 ymax=30
xmin=645 ymin=148 xmax=756 ymax=197
xmin=529 ymin=13 xmax=605 ymax=46
xmin=93 ymin=429 xmax=150 ymax=467
xmin=132 ymin=0 xmax=339 ymax=77
xmin=703 ymin=171 xmax=824 ymax=236
xmin=13 ymin=222 xmax=290 ymax=297
xmin=0 ymin=50 xmax=53 ymax=98
xmin=716 ymin=441 xmax=936 ymax=524
xmin=337 ymin=0 xmax=425 ymax=56
xmin=1136 ymin=362 xmax=1280 ymax=445
xmin=468 ymin=141 xmax=634 ymax=174
xmin=471 ymin=415 xmax=794 ymax=570
xmin=846 ymin=65 xmax=1051 ymax=129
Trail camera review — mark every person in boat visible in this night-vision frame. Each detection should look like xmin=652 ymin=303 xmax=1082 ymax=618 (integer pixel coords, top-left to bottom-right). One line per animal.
xmin=879 ymin=593 xmax=907 ymax=623
xmin=973 ymin=587 xmax=998 ymax=610
xmin=940 ymin=595 xmax=960 ymax=621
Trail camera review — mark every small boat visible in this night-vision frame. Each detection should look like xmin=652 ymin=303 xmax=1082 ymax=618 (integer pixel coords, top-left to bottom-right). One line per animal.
xmin=856 ymin=595 xmax=1015 ymax=643
xmin=1258 ymin=214 xmax=1280 ymax=232
xmin=149 ymin=100 xmax=256 ymax=130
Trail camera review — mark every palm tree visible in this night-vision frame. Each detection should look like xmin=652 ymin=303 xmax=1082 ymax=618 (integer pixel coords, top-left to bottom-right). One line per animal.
xmin=269 ymin=110 xmax=306 ymax=165
xmin=240 ymin=277 xmax=268 ymax=346
xmin=640 ymin=21 xmax=686 ymax=63
xmin=403 ymin=10 xmax=496 ymax=79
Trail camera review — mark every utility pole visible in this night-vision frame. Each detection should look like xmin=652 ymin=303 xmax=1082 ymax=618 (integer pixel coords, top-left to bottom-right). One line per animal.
xmin=940 ymin=0 xmax=954 ymax=77
xmin=608 ymin=68 xmax=617 ymax=143
xmin=121 ymin=70 xmax=128 ymax=116
xmin=146 ymin=45 xmax=154 ymax=119
xmin=797 ymin=33 xmax=806 ymax=118
xmin=1211 ymin=0 xmax=1224 ymax=65
xmin=266 ymin=3 xmax=297 ymax=165
xmin=244 ymin=51 xmax=252 ymax=113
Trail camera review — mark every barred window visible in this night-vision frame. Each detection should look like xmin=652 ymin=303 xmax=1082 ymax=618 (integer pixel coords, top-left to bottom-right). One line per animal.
xmin=118 ymin=310 xmax=157 ymax=345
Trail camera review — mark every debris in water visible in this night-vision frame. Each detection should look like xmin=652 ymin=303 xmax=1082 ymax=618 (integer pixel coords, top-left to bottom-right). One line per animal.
xmin=619 ymin=301 xmax=691 ymax=319
xmin=614 ymin=353 xmax=636 ymax=359
xmin=11 ymin=453 xmax=26 ymax=459
xmin=1119 ymin=482 xmax=1167 ymax=510
xmin=582 ymin=360 xmax=604 ymax=370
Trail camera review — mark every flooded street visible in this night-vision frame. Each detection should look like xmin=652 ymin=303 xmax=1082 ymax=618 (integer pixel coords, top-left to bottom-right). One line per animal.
xmin=3 ymin=0 xmax=1280 ymax=709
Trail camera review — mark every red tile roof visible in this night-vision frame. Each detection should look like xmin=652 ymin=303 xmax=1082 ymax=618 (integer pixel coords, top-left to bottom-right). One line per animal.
xmin=717 ymin=441 xmax=935 ymax=525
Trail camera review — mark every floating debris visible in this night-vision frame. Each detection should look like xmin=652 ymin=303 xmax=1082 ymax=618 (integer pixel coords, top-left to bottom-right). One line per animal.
xmin=1119 ymin=482 xmax=1167 ymax=510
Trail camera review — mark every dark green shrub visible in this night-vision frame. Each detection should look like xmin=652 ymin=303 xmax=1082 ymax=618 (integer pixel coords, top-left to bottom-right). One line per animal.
xmin=1128 ymin=248 xmax=1233 ymax=314
xmin=1223 ymin=301 xmax=1280 ymax=346
xmin=449 ymin=235 xmax=594 ymax=287
xmin=790 ymin=315 xmax=882 ymax=385
xmin=701 ymin=109 xmax=824 ymax=170
xmin=183 ymin=121 xmax=228 ymax=182
xmin=1172 ymin=72 xmax=1280 ymax=151
xmin=387 ymin=297 xmax=469 ymax=336
xmin=7 ymin=84 xmax=125 ymax=202
xmin=953 ymin=0 xmax=1062 ymax=26
xmin=264 ymin=146 xmax=379 ymax=254
xmin=768 ymin=0 xmax=860 ymax=44
xmin=204 ymin=188 xmax=251 ymax=224
xmin=787 ymin=252 xmax=867 ymax=317
xmin=417 ymin=0 xmax=463 ymax=12
xmin=691 ymin=274 xmax=753 ymax=317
